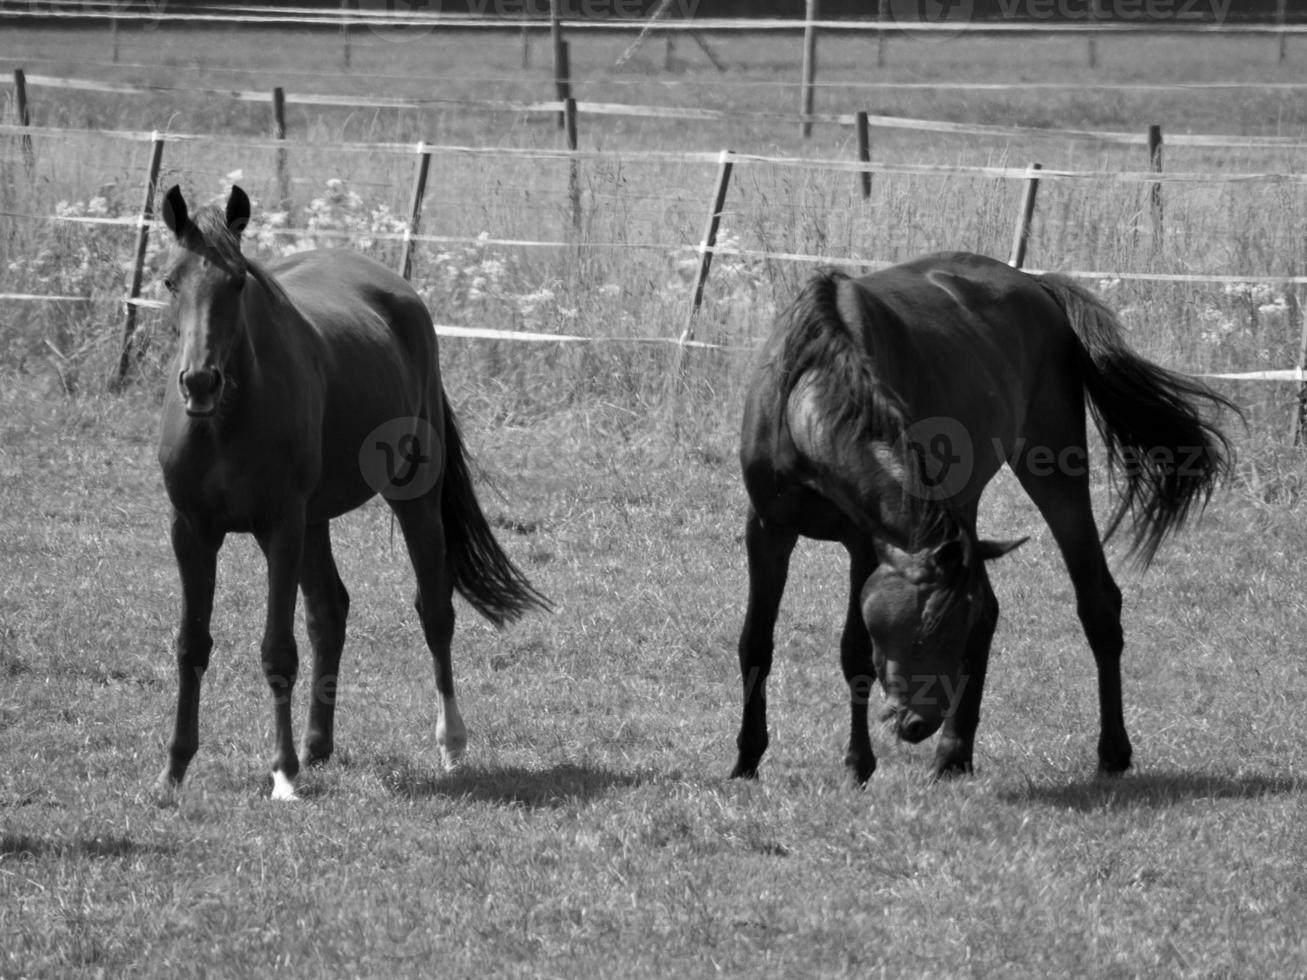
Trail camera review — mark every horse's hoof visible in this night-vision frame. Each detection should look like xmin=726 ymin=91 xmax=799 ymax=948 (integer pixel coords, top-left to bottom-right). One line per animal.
xmin=151 ymin=772 xmax=182 ymax=808
xmin=438 ymin=737 xmax=467 ymax=772
xmin=729 ymin=758 xmax=761 ymax=780
xmin=1097 ymin=737 xmax=1132 ymax=775
xmin=270 ymin=770 xmax=300 ymax=801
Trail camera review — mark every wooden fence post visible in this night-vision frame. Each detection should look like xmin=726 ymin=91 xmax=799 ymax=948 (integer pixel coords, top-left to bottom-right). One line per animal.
xmin=1279 ymin=0 xmax=1289 ymax=64
xmin=877 ymin=0 xmax=888 ymax=68
xmin=856 ymin=110 xmax=871 ymax=199
xmin=565 ymin=96 xmax=581 ymax=232
xmin=551 ymin=1 xmax=567 ymax=129
xmin=556 ymin=40 xmax=571 ymax=130
xmin=1148 ymin=123 xmax=1163 ymax=247
xmin=667 ymin=149 xmax=734 ymax=419
xmin=400 ymin=142 xmax=431 ymax=282
xmin=800 ymin=0 xmax=819 ymax=138
xmin=1008 ymin=162 xmax=1041 ymax=269
xmin=111 ymin=14 xmax=120 ymax=64
xmin=113 ymin=132 xmax=166 ymax=389
xmin=13 ymin=68 xmax=33 ymax=169
xmin=341 ymin=0 xmax=352 ymax=69
xmin=1288 ymin=286 xmax=1307 ymax=445
xmin=273 ymin=86 xmax=292 ymax=215
xmin=677 ymin=150 xmax=733 ymax=349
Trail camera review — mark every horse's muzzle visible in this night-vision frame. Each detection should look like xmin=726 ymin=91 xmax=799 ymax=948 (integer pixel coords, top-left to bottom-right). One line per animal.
xmin=180 ymin=367 xmax=223 ymax=417
xmin=895 ymin=708 xmax=943 ymax=744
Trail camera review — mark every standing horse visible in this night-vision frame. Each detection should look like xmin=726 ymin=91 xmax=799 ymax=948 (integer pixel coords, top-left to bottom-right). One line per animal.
xmin=155 ymin=185 xmax=549 ymax=801
xmin=733 ymin=251 xmax=1237 ymax=784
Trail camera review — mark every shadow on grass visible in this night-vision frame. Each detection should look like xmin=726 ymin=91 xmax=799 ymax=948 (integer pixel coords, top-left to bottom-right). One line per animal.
xmin=375 ymin=759 xmax=648 ymax=808
xmin=1002 ymin=769 xmax=1302 ymax=811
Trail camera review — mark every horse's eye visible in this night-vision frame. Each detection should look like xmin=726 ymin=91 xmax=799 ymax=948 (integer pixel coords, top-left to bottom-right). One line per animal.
xmin=163 ymin=277 xmax=178 ymax=294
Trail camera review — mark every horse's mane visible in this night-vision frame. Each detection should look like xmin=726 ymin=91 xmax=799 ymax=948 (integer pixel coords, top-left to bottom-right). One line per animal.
xmin=775 ymin=269 xmax=954 ymax=551
xmin=185 ymin=205 xmax=292 ymax=309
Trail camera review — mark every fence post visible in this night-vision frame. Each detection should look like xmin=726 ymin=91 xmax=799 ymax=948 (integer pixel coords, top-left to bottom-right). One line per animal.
xmin=400 ymin=142 xmax=431 ymax=282
xmin=1008 ymin=162 xmax=1041 ymax=269
xmin=13 ymin=68 xmax=33 ymax=169
xmin=877 ymin=0 xmax=888 ymax=68
xmin=1288 ymin=287 xmax=1307 ymax=444
xmin=273 ymin=86 xmax=292 ymax=215
xmin=555 ymin=40 xmax=571 ymax=130
xmin=551 ymin=1 xmax=567 ymax=129
xmin=564 ymin=97 xmax=581 ymax=232
xmin=1148 ymin=123 xmax=1163 ymax=247
xmin=667 ymin=149 xmax=734 ymax=419
xmin=113 ymin=133 xmax=166 ymax=389
xmin=341 ymin=0 xmax=352 ymax=69
xmin=1279 ymin=0 xmax=1289 ymax=64
xmin=856 ymin=110 xmax=871 ymax=199
xmin=677 ymin=150 xmax=733 ymax=350
xmin=800 ymin=0 xmax=819 ymax=138
xmin=111 ymin=13 xmax=120 ymax=64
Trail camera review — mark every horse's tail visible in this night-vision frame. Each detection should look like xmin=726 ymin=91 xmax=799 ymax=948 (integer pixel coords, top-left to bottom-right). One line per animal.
xmin=439 ymin=394 xmax=551 ymax=626
xmin=776 ymin=268 xmax=908 ymax=451
xmin=1036 ymin=272 xmax=1240 ymax=567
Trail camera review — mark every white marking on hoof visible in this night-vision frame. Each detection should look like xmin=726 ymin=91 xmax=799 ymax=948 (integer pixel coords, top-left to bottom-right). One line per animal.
xmin=271 ymin=770 xmax=299 ymax=801
xmin=436 ymin=694 xmax=467 ymax=771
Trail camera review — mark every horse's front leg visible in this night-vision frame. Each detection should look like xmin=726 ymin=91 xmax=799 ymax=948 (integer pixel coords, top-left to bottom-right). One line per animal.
xmin=841 ymin=543 xmax=879 ymax=784
xmin=254 ymin=508 xmax=306 ymax=800
xmin=731 ymin=509 xmax=797 ymax=779
xmin=932 ymin=574 xmax=999 ymax=777
xmin=157 ymin=511 xmax=224 ymax=800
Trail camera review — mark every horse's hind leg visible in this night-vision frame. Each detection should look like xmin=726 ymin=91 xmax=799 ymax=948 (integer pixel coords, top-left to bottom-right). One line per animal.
xmin=1012 ymin=440 xmax=1131 ymax=774
xmin=299 ymin=520 xmax=349 ymax=769
xmin=841 ymin=542 xmax=879 ymax=784
xmin=732 ymin=508 xmax=797 ymax=779
xmin=389 ymin=491 xmax=466 ymax=770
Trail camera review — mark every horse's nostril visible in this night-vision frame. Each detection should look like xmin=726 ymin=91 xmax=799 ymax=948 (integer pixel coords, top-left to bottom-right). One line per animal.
xmin=896 ymin=710 xmax=941 ymax=744
xmin=182 ymin=368 xmax=220 ymax=398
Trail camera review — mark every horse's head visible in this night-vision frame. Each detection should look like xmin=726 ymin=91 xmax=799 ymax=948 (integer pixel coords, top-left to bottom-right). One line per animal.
xmin=862 ymin=530 xmax=1025 ymax=743
xmin=161 ymin=185 xmax=251 ymax=418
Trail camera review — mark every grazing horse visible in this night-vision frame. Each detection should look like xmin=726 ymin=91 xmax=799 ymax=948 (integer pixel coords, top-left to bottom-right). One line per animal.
xmin=733 ymin=251 xmax=1237 ymax=784
xmin=155 ymin=185 xmax=548 ymax=801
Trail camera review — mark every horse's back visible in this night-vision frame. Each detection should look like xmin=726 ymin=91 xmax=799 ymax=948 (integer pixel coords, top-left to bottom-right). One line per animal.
xmin=271 ymin=249 xmax=434 ymax=356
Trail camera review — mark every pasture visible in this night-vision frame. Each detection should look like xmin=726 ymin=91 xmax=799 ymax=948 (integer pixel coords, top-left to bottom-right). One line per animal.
xmin=3 ymin=18 xmax=1307 ymax=978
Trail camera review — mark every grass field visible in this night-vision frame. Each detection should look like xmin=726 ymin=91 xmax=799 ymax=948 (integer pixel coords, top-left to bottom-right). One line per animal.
xmin=3 ymin=18 xmax=1307 ymax=979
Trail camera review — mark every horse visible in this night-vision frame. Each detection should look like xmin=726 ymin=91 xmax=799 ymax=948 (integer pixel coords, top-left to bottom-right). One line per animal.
xmin=732 ymin=251 xmax=1238 ymax=784
xmin=154 ymin=184 xmax=549 ymax=801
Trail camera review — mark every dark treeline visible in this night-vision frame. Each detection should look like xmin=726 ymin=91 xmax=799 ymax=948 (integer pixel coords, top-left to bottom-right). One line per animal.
xmin=6 ymin=0 xmax=1300 ymax=24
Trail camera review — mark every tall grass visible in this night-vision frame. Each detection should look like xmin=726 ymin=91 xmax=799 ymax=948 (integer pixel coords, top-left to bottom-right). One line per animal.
xmin=2 ymin=24 xmax=1303 ymax=441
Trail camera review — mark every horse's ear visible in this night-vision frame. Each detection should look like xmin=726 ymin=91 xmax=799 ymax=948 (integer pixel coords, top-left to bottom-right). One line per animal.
xmin=161 ymin=185 xmax=188 ymax=240
xmin=226 ymin=185 xmax=251 ymax=237
xmin=976 ymin=537 xmax=1028 ymax=562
